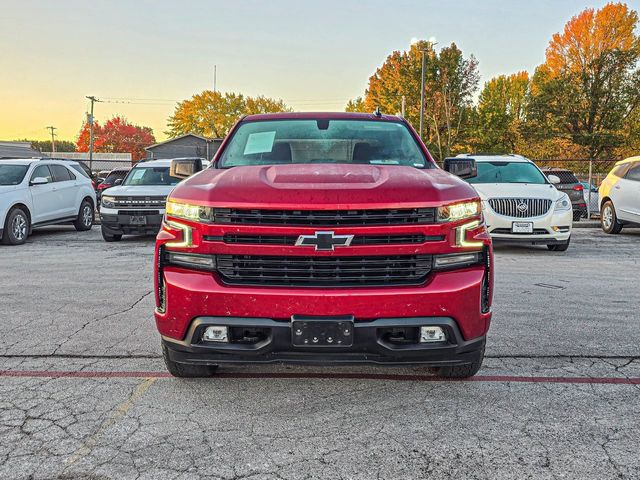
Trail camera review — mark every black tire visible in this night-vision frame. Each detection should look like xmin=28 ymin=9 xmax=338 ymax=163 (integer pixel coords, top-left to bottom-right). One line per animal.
xmin=101 ymin=225 xmax=122 ymax=242
xmin=547 ymin=236 xmax=571 ymax=252
xmin=2 ymin=207 xmax=30 ymax=245
xmin=436 ymin=341 xmax=485 ymax=378
xmin=601 ymin=201 xmax=623 ymax=234
xmin=73 ymin=199 xmax=94 ymax=231
xmin=162 ymin=343 xmax=218 ymax=378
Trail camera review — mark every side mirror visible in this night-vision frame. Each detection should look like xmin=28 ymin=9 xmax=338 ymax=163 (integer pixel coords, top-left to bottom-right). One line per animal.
xmin=114 ymin=178 xmax=123 ymax=186
xmin=170 ymin=158 xmax=203 ymax=179
xmin=95 ymin=178 xmax=104 ymax=185
xmin=443 ymin=158 xmax=477 ymax=179
xmin=30 ymin=177 xmax=49 ymax=186
xmin=548 ymin=174 xmax=561 ymax=185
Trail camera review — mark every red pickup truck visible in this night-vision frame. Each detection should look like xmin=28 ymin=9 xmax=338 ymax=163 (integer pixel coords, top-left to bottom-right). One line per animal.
xmin=154 ymin=112 xmax=493 ymax=378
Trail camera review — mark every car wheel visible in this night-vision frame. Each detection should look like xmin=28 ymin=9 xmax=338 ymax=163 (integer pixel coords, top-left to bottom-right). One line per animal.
xmin=101 ymin=225 xmax=122 ymax=242
xmin=162 ymin=343 xmax=218 ymax=378
xmin=601 ymin=201 xmax=623 ymax=234
xmin=73 ymin=199 xmax=94 ymax=231
xmin=2 ymin=207 xmax=30 ymax=245
xmin=547 ymin=236 xmax=571 ymax=252
xmin=436 ymin=341 xmax=485 ymax=378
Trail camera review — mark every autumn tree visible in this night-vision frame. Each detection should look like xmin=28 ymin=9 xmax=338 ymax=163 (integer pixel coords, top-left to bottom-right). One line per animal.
xmin=76 ymin=116 xmax=156 ymax=161
xmin=361 ymin=41 xmax=479 ymax=160
xmin=166 ymin=91 xmax=291 ymax=138
xmin=345 ymin=97 xmax=366 ymax=112
xmin=18 ymin=139 xmax=77 ymax=153
xmin=472 ymin=72 xmax=530 ymax=153
xmin=527 ymin=2 xmax=640 ymax=159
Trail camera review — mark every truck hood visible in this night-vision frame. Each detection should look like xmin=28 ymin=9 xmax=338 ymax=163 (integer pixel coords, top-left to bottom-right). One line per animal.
xmin=170 ymin=164 xmax=478 ymax=208
xmin=101 ymin=185 xmax=175 ymax=197
xmin=471 ymin=183 xmax=563 ymax=201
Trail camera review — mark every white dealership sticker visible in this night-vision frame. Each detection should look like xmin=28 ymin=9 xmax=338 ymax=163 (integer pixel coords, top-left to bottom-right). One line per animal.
xmin=244 ymin=131 xmax=276 ymax=155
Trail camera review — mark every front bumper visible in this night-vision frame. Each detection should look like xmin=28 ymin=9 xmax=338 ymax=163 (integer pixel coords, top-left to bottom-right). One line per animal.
xmin=100 ymin=207 xmax=164 ymax=235
xmin=163 ymin=316 xmax=486 ymax=366
xmin=484 ymin=204 xmax=572 ymax=244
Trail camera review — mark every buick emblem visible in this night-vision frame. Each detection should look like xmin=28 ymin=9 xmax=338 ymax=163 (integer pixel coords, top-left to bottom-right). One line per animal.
xmin=295 ymin=231 xmax=354 ymax=251
xmin=516 ymin=202 xmax=529 ymax=213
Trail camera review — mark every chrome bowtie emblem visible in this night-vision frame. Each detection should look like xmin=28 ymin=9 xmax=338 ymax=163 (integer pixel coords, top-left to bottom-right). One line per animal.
xmin=295 ymin=231 xmax=354 ymax=251
xmin=516 ymin=202 xmax=529 ymax=213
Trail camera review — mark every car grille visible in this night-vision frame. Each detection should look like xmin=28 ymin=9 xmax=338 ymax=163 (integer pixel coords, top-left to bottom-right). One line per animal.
xmin=117 ymin=210 xmax=160 ymax=215
xmin=216 ymin=254 xmax=432 ymax=287
xmin=112 ymin=196 xmax=167 ymax=208
xmin=490 ymin=228 xmax=549 ymax=235
xmin=217 ymin=234 xmax=443 ymax=246
xmin=488 ymin=198 xmax=552 ymax=218
xmin=213 ymin=208 xmax=436 ymax=226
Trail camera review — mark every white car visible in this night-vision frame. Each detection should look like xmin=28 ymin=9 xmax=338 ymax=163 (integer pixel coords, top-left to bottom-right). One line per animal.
xmin=450 ymin=154 xmax=573 ymax=251
xmin=99 ymin=158 xmax=207 ymax=241
xmin=0 ymin=159 xmax=96 ymax=245
xmin=599 ymin=156 xmax=640 ymax=234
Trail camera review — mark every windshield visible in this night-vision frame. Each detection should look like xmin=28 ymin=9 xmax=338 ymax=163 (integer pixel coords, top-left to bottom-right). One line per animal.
xmin=467 ymin=161 xmax=548 ymax=184
xmin=122 ymin=166 xmax=181 ymax=186
xmin=0 ymin=165 xmax=29 ymax=185
xmin=218 ymin=119 xmax=431 ymax=168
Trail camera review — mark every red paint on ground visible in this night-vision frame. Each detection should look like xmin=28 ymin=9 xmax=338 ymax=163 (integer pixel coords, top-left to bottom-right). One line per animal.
xmin=1 ymin=370 xmax=639 ymax=384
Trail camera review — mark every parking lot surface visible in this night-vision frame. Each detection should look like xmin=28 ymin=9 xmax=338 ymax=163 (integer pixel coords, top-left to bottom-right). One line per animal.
xmin=1 ymin=227 xmax=639 ymax=479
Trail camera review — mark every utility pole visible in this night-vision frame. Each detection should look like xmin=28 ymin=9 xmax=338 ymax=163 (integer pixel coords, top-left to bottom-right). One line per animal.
xmin=401 ymin=95 xmax=406 ymax=117
xmin=46 ymin=126 xmax=57 ymax=154
xmin=86 ymin=96 xmax=100 ymax=173
xmin=419 ymin=38 xmax=437 ymax=140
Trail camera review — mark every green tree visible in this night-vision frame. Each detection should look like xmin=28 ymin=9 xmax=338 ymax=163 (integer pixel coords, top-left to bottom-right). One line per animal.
xmin=362 ymin=41 xmax=479 ymax=160
xmin=473 ymin=72 xmax=529 ymax=153
xmin=166 ymin=91 xmax=291 ymax=138
xmin=345 ymin=97 xmax=366 ymax=112
xmin=17 ymin=139 xmax=77 ymax=153
xmin=527 ymin=2 xmax=640 ymax=158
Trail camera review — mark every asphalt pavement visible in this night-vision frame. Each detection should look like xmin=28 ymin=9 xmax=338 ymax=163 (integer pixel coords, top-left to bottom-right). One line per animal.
xmin=0 ymin=226 xmax=639 ymax=479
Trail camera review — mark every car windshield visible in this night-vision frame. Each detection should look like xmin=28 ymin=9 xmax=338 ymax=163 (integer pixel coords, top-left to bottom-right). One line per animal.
xmin=0 ymin=164 xmax=29 ymax=185
xmin=218 ymin=119 xmax=431 ymax=168
xmin=122 ymin=166 xmax=181 ymax=186
xmin=467 ymin=161 xmax=548 ymax=184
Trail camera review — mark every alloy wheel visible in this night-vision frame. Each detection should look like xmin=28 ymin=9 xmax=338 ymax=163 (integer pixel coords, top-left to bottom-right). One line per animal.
xmin=12 ymin=214 xmax=27 ymax=241
xmin=82 ymin=205 xmax=93 ymax=226
xmin=602 ymin=206 xmax=613 ymax=230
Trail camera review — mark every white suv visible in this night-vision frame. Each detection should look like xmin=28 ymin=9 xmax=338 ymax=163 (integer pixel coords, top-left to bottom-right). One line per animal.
xmin=451 ymin=154 xmax=573 ymax=251
xmin=0 ymin=159 xmax=96 ymax=245
xmin=599 ymin=156 xmax=640 ymax=233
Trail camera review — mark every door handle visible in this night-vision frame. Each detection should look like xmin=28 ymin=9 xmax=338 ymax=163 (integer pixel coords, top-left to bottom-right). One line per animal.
xmin=614 ymin=185 xmax=621 ymax=189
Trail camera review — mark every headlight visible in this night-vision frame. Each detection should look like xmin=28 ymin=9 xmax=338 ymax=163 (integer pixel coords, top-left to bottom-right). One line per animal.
xmin=554 ymin=195 xmax=571 ymax=211
xmin=165 ymin=199 xmax=214 ymax=222
xmin=101 ymin=195 xmax=116 ymax=208
xmin=437 ymin=201 xmax=480 ymax=222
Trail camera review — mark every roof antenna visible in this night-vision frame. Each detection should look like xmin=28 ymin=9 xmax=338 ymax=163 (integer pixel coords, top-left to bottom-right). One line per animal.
xmin=373 ymin=106 xmax=382 ymax=118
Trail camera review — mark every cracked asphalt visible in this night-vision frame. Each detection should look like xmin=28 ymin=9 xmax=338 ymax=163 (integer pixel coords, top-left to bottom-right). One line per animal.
xmin=0 ymin=226 xmax=639 ymax=479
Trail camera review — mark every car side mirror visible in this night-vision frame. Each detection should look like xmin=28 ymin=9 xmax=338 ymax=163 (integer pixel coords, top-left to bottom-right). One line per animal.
xmin=30 ymin=177 xmax=49 ymax=186
xmin=114 ymin=178 xmax=123 ymax=186
xmin=96 ymin=178 xmax=104 ymax=185
xmin=443 ymin=158 xmax=477 ymax=179
xmin=548 ymin=175 xmax=561 ymax=185
xmin=170 ymin=158 xmax=203 ymax=179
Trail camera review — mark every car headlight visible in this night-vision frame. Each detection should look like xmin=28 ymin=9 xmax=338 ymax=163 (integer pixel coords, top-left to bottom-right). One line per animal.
xmin=437 ymin=201 xmax=481 ymax=222
xmin=165 ymin=199 xmax=214 ymax=222
xmin=554 ymin=195 xmax=571 ymax=212
xmin=101 ymin=195 xmax=116 ymax=208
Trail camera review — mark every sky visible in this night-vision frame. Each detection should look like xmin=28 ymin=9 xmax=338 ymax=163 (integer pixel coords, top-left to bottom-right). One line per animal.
xmin=1 ymin=0 xmax=636 ymax=144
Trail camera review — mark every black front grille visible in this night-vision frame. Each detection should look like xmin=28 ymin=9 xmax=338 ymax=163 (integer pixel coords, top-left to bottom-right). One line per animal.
xmin=219 ymin=234 xmax=443 ymax=246
xmin=216 ymin=254 xmax=432 ymax=287
xmin=113 ymin=196 xmax=166 ymax=208
xmin=118 ymin=210 xmax=160 ymax=215
xmin=214 ymin=208 xmax=436 ymax=226
xmin=490 ymin=228 xmax=549 ymax=235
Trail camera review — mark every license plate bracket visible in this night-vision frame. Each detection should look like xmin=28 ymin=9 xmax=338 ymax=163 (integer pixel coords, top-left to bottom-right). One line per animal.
xmin=129 ymin=215 xmax=147 ymax=225
xmin=512 ymin=221 xmax=533 ymax=233
xmin=291 ymin=315 xmax=354 ymax=347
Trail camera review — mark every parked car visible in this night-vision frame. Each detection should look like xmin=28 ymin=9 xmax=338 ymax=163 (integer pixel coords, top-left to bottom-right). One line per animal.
xmin=96 ymin=167 xmax=131 ymax=201
xmin=541 ymin=168 xmax=586 ymax=221
xmin=599 ymin=156 xmax=640 ymax=234
xmin=450 ymin=154 xmax=572 ymax=251
xmin=155 ymin=112 xmax=493 ymax=378
xmin=100 ymin=159 xmax=205 ymax=241
xmin=579 ymin=181 xmax=599 ymax=218
xmin=0 ymin=159 xmax=96 ymax=245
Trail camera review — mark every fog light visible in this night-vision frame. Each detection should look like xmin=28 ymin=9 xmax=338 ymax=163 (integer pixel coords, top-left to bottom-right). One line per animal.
xmin=202 ymin=326 xmax=228 ymax=342
xmin=420 ymin=326 xmax=446 ymax=343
